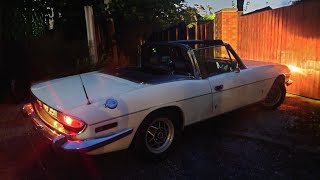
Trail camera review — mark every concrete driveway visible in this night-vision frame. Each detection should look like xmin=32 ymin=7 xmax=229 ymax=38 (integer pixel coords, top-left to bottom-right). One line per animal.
xmin=0 ymin=94 xmax=320 ymax=179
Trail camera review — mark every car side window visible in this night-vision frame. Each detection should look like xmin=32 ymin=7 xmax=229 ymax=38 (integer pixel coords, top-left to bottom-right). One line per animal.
xmin=194 ymin=45 xmax=237 ymax=78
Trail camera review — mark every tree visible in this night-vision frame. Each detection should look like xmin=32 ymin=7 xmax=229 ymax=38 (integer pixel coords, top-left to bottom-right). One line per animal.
xmin=106 ymin=0 xmax=198 ymax=64
xmin=1 ymin=0 xmax=54 ymax=100
xmin=0 ymin=0 xmax=52 ymax=41
xmin=194 ymin=4 xmax=215 ymax=21
xmin=0 ymin=0 xmax=104 ymax=101
xmin=0 ymin=0 xmax=104 ymax=41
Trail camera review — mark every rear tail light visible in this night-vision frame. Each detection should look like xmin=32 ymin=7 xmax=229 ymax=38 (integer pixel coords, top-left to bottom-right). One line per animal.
xmin=58 ymin=112 xmax=86 ymax=134
xmin=34 ymin=99 xmax=86 ymax=134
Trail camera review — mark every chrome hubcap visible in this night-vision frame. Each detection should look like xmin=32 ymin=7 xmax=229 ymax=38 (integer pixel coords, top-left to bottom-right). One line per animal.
xmin=145 ymin=118 xmax=174 ymax=154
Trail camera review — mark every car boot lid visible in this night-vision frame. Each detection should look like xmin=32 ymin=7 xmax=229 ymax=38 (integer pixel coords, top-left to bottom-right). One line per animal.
xmin=31 ymin=72 xmax=145 ymax=111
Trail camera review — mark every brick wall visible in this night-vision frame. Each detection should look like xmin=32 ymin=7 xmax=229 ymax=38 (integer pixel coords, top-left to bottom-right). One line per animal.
xmin=214 ymin=9 xmax=239 ymax=52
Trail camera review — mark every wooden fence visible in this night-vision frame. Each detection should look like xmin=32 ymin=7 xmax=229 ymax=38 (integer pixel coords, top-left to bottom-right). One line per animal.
xmin=149 ymin=21 xmax=214 ymax=42
xmin=238 ymin=2 xmax=320 ymax=99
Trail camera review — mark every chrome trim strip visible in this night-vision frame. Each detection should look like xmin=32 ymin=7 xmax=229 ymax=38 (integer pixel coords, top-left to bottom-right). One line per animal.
xmin=286 ymin=79 xmax=293 ymax=86
xmin=62 ymin=128 xmax=133 ymax=152
xmin=23 ymin=103 xmax=61 ymax=141
xmin=188 ymin=49 xmax=202 ymax=79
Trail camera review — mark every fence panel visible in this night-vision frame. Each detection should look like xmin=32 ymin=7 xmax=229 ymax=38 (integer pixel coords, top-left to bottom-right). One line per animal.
xmin=238 ymin=2 xmax=320 ymax=99
xmin=151 ymin=21 xmax=214 ymax=42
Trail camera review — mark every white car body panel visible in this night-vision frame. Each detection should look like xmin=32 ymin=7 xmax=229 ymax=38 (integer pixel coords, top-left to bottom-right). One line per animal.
xmin=209 ymin=64 xmax=286 ymax=115
xmin=83 ymin=60 xmax=289 ymax=154
xmin=69 ymin=79 xmax=212 ymax=139
xmin=31 ymin=72 xmax=144 ymax=111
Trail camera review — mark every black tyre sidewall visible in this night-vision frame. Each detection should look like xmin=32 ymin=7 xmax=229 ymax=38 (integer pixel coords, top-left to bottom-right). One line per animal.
xmin=264 ymin=81 xmax=286 ymax=110
xmin=131 ymin=110 xmax=181 ymax=160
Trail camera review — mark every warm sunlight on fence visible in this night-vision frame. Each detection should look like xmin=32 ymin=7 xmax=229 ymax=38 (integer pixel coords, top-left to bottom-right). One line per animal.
xmin=238 ymin=2 xmax=320 ymax=99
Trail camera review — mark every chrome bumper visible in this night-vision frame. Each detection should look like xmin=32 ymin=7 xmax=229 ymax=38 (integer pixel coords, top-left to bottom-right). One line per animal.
xmin=22 ymin=103 xmax=133 ymax=153
xmin=286 ymin=79 xmax=293 ymax=86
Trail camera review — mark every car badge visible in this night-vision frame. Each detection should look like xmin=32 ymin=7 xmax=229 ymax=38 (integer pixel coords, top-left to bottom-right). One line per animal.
xmin=104 ymin=98 xmax=118 ymax=109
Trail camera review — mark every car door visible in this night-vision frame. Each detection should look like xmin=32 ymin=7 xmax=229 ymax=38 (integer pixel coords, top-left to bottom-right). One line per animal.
xmin=194 ymin=45 xmax=269 ymax=116
xmin=209 ymin=68 xmax=270 ymax=115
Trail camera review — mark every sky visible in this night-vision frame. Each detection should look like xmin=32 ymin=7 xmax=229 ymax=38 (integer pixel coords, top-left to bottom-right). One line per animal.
xmin=185 ymin=0 xmax=292 ymax=14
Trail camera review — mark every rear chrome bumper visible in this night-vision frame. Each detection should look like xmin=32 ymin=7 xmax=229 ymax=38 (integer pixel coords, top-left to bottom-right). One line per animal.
xmin=22 ymin=103 xmax=133 ymax=153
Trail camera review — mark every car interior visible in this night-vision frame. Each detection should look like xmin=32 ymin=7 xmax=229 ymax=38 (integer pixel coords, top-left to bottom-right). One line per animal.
xmin=198 ymin=59 xmax=237 ymax=78
xmin=194 ymin=46 xmax=238 ymax=78
xmin=141 ymin=45 xmax=193 ymax=76
xmin=138 ymin=42 xmax=242 ymax=79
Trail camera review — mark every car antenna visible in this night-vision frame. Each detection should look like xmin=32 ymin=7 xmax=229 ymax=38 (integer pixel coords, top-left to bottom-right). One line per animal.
xmin=79 ymin=74 xmax=91 ymax=105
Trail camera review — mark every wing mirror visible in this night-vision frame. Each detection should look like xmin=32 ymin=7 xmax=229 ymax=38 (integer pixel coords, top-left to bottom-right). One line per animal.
xmin=232 ymin=61 xmax=240 ymax=73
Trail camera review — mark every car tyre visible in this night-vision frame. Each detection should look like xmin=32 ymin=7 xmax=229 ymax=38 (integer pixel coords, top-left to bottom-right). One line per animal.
xmin=131 ymin=110 xmax=181 ymax=160
xmin=263 ymin=80 xmax=286 ymax=109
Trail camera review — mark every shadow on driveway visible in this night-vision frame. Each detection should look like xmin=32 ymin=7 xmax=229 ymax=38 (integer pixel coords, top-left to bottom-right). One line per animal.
xmin=0 ymin=94 xmax=320 ymax=179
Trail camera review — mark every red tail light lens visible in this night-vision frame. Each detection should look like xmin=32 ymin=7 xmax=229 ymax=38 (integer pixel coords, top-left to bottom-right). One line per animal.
xmin=58 ymin=113 xmax=86 ymax=134
xmin=62 ymin=115 xmax=85 ymax=129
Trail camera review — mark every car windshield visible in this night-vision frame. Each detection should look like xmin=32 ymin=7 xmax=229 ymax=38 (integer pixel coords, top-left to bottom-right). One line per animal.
xmin=193 ymin=45 xmax=237 ymax=78
xmin=194 ymin=45 xmax=236 ymax=62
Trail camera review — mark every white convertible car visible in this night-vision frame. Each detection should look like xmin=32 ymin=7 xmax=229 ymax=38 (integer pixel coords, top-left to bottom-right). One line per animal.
xmin=23 ymin=40 xmax=293 ymax=158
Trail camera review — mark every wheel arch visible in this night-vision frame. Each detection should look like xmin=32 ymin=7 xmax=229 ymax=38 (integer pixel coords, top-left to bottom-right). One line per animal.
xmin=263 ymin=74 xmax=287 ymax=110
xmin=276 ymin=74 xmax=286 ymax=84
xmin=144 ymin=106 xmax=185 ymax=130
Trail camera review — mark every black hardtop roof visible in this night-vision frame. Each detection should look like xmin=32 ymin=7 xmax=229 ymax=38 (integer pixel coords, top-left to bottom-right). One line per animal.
xmin=169 ymin=40 xmax=224 ymax=46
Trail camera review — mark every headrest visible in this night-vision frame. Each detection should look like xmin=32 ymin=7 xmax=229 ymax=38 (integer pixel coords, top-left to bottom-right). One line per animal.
xmin=174 ymin=60 xmax=186 ymax=70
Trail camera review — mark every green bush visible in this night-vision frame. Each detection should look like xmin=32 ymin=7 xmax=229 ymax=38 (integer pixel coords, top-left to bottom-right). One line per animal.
xmin=199 ymin=14 xmax=215 ymax=21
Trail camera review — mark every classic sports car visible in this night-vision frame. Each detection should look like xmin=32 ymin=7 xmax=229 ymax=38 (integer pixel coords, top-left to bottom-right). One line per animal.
xmin=22 ymin=40 xmax=293 ymax=158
